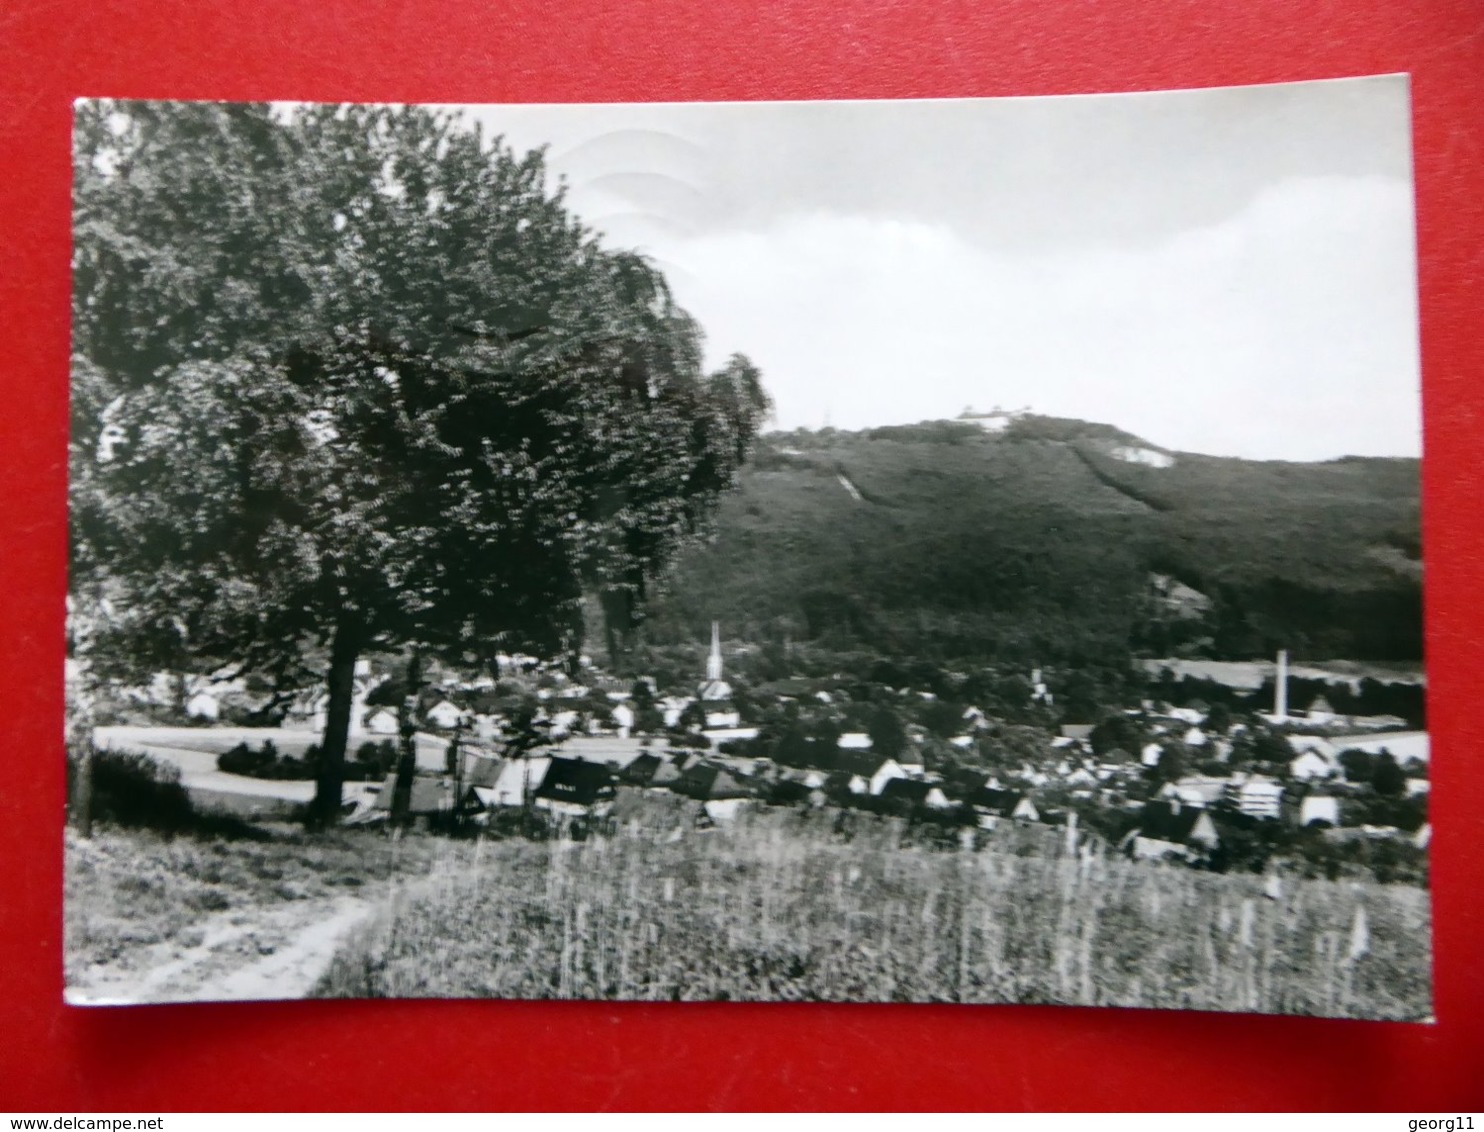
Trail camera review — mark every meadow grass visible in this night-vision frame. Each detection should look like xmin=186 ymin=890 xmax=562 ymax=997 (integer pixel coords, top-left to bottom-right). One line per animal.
xmin=314 ymin=796 xmax=1432 ymax=1018
xmin=64 ymin=824 xmax=449 ymax=982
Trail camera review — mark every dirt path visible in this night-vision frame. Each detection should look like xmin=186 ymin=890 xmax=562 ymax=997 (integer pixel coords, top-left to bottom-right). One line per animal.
xmin=66 ymin=894 xmax=379 ymax=1005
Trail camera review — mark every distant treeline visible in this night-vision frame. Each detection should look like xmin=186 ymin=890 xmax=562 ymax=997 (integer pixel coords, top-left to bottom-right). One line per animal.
xmin=1149 ymin=670 xmax=1425 ymax=729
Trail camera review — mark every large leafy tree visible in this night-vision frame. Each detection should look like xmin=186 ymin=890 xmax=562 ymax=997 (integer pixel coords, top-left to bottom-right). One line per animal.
xmin=70 ymin=100 xmax=769 ymax=824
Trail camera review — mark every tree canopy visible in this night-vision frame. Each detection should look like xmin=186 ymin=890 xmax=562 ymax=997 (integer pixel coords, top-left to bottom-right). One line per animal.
xmin=70 ymin=100 xmax=770 ymax=822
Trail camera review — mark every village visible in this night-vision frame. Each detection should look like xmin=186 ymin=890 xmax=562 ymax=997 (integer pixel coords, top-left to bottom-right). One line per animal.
xmin=105 ymin=629 xmax=1429 ymax=886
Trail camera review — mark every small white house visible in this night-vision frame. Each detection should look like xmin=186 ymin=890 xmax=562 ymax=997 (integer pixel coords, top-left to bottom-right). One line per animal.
xmin=1235 ymin=776 xmax=1285 ymax=820
xmin=425 ymin=699 xmax=463 ymax=729
xmin=364 ymin=707 xmax=399 ymax=735
xmin=485 ymin=756 xmax=552 ymax=808
xmin=185 ymin=690 xmax=220 ymax=721
xmin=611 ymin=702 xmax=635 ymax=738
xmin=837 ymin=732 xmax=872 ymax=750
xmin=703 ymin=706 xmax=741 ymax=730
xmin=1299 ymin=794 xmax=1340 ymax=827
xmin=659 ymin=696 xmax=692 ymax=729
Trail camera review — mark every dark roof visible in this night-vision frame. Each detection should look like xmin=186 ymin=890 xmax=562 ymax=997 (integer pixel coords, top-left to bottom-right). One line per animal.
xmin=649 ymin=759 xmax=683 ymax=786
xmin=830 ymin=749 xmax=892 ymax=778
xmin=967 ymin=786 xmax=1025 ymax=814
xmin=879 ymin=778 xmax=934 ymax=804
xmin=533 ymin=757 xmax=617 ymax=807
xmin=1137 ymin=801 xmax=1216 ymax=844
xmin=676 ymin=761 xmax=751 ymax=800
xmin=620 ymin=752 xmax=662 ymax=785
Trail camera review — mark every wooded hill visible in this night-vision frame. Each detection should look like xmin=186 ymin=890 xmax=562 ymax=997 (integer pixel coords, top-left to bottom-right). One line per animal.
xmin=639 ymin=416 xmax=1422 ymax=665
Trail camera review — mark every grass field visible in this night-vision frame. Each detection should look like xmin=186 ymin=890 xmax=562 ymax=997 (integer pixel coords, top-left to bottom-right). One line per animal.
xmin=64 ymin=823 xmax=452 ymax=999
xmin=314 ymin=796 xmax=1432 ymax=1019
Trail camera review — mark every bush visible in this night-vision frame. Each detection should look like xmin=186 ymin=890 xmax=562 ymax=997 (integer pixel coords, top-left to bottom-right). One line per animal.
xmin=68 ymin=746 xmax=195 ymax=832
xmin=356 ymin=740 xmax=399 ymax=777
xmin=216 ymin=739 xmax=329 ymax=781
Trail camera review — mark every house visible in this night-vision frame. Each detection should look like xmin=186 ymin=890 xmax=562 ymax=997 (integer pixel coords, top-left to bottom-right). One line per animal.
xmin=619 ymin=751 xmax=662 ymax=787
xmin=878 ymin=777 xmax=953 ymax=812
xmin=185 ymin=690 xmax=220 ymax=721
xmin=285 ymin=690 xmax=328 ymax=732
xmin=967 ymin=786 xmax=1039 ymax=825
xmin=1406 ymin=777 xmax=1430 ymax=798
xmin=1182 ymin=726 xmax=1208 ymax=748
xmin=1140 ymin=742 xmax=1164 ymax=767
xmin=611 ymin=702 xmax=635 ymax=738
xmin=1299 ymin=794 xmax=1340 ymax=827
xmin=675 ymin=761 xmax=751 ymax=802
xmin=458 ymin=753 xmax=496 ymax=787
xmin=1290 ymin=750 xmax=1336 ymax=783
xmin=425 ymin=699 xmax=463 ymax=730
xmin=831 ymin=750 xmax=908 ymax=796
xmin=703 ymin=705 xmax=741 ymax=730
xmin=894 ymin=747 xmax=927 ymax=777
xmin=1159 ymin=776 xmax=1230 ymax=807
xmin=787 ymin=766 xmax=830 ymax=790
xmin=837 ymin=732 xmax=873 ymax=750
xmin=1304 ymin=694 xmax=1339 ymax=724
xmin=532 ymin=757 xmax=617 ymax=818
xmin=547 ymin=709 xmax=579 ymax=737
xmin=647 ymin=758 xmax=684 ymax=790
xmin=1059 ymin=724 xmax=1095 ymax=743
xmin=1129 ymin=800 xmax=1220 ymax=861
xmin=658 ymin=696 xmax=692 ymax=729
xmin=364 ymin=707 xmax=399 ymax=735
xmin=1234 ymin=776 xmax=1285 ymax=820
xmin=701 ymin=797 xmax=752 ymax=824
xmin=479 ymin=755 xmax=553 ymax=808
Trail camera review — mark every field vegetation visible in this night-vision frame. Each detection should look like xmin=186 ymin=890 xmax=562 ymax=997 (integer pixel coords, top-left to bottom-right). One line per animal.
xmin=314 ymin=794 xmax=1431 ymax=1019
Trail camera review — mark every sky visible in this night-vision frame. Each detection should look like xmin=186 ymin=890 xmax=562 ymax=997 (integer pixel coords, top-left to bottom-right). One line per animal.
xmin=455 ymin=76 xmax=1421 ymax=462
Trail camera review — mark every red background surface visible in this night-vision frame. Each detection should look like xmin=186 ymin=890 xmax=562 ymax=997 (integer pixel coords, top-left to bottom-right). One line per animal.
xmin=2 ymin=0 xmax=1482 ymax=1112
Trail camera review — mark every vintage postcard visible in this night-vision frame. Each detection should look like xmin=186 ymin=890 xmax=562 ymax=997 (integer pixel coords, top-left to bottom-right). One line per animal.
xmin=65 ymin=76 xmax=1429 ymax=1017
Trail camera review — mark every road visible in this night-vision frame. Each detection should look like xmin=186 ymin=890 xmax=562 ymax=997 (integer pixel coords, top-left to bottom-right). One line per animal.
xmin=92 ymin=725 xmax=438 ymax=804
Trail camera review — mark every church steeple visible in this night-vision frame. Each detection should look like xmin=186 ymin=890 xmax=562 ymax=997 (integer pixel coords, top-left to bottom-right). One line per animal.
xmin=706 ymin=621 xmax=723 ymax=682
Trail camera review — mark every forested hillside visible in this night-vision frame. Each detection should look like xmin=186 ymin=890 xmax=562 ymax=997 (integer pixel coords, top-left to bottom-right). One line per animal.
xmin=640 ymin=417 xmax=1422 ymax=665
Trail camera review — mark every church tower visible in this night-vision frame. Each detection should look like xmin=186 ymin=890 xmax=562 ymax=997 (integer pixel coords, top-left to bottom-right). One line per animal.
xmin=697 ymin=621 xmax=738 ymax=728
xmin=707 ymin=620 xmax=723 ymax=682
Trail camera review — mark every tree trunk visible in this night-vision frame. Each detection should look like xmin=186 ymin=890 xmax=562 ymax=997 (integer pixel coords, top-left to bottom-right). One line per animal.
xmin=311 ymin=620 xmax=360 ymax=829
xmin=390 ymin=652 xmax=424 ymax=828
xmin=73 ymin=740 xmax=94 ymax=840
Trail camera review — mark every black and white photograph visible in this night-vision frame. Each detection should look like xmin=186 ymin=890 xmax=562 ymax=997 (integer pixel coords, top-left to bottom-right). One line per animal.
xmin=65 ymin=75 xmax=1429 ymax=1018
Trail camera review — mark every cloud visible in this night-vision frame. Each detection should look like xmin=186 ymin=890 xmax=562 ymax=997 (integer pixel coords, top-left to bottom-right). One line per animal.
xmin=656 ymin=174 xmax=1420 ymax=461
